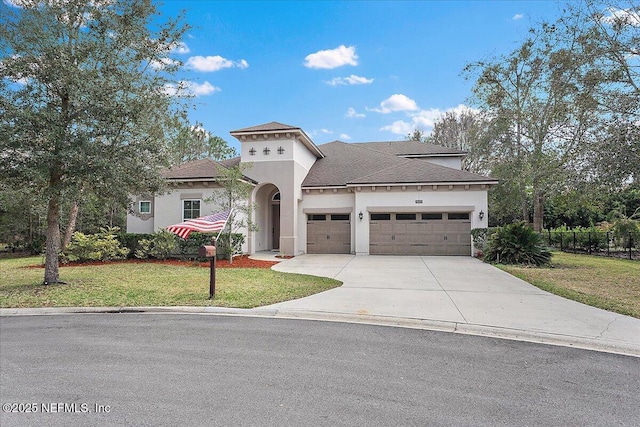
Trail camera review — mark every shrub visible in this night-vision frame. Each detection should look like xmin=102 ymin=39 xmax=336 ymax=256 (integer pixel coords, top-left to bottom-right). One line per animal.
xmin=215 ymin=233 xmax=245 ymax=260
xmin=134 ymin=230 xmax=179 ymax=260
xmin=117 ymin=233 xmax=154 ymax=258
xmin=611 ymin=217 xmax=640 ymax=249
xmin=178 ymin=232 xmax=215 ymax=259
xmin=471 ymin=227 xmax=497 ymax=256
xmin=484 ymin=221 xmax=551 ymax=266
xmin=61 ymin=227 xmax=129 ymax=263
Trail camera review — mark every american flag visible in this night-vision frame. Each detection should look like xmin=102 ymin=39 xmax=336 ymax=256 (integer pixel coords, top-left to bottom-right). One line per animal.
xmin=166 ymin=209 xmax=232 ymax=239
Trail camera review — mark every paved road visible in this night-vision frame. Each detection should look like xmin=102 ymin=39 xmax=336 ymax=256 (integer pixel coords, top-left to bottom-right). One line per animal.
xmin=1 ymin=314 xmax=639 ymax=426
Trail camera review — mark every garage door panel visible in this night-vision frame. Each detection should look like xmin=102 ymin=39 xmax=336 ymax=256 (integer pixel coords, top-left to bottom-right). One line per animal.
xmin=307 ymin=215 xmax=351 ymax=254
xmin=369 ymin=213 xmax=471 ymax=256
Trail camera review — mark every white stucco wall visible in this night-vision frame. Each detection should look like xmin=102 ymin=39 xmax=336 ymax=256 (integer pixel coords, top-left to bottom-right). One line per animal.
xmin=295 ymin=186 xmax=489 ymax=255
xmin=298 ymin=191 xmax=356 ymax=254
xmin=241 ymin=137 xmax=320 ymax=255
xmin=422 ymin=157 xmax=462 ymax=169
xmin=353 ymin=186 xmax=488 ymax=255
xmin=127 ymin=185 xmax=249 ymax=253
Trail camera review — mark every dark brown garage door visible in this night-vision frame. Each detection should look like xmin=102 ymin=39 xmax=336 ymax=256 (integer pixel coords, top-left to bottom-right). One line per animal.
xmin=307 ymin=214 xmax=351 ymax=254
xmin=369 ymin=212 xmax=471 ymax=256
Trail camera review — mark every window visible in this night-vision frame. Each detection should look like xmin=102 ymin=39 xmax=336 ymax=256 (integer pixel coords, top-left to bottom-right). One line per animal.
xmin=422 ymin=213 xmax=443 ymax=220
xmin=308 ymin=214 xmax=326 ymax=221
xmin=370 ymin=213 xmax=391 ymax=221
xmin=139 ymin=201 xmax=151 ymax=214
xmin=331 ymin=214 xmax=350 ymax=221
xmin=448 ymin=213 xmax=470 ymax=220
xmin=183 ymin=200 xmax=201 ymax=220
xmin=396 ymin=213 xmax=416 ymax=220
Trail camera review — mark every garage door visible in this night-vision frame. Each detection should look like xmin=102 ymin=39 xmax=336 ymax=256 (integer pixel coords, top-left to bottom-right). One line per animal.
xmin=369 ymin=212 xmax=471 ymax=256
xmin=307 ymin=214 xmax=351 ymax=254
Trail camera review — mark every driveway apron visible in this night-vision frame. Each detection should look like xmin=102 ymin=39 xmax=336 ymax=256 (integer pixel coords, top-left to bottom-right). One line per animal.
xmin=268 ymin=254 xmax=640 ymax=355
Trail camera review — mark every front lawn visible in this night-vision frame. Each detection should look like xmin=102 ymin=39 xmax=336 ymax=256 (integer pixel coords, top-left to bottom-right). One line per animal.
xmin=0 ymin=257 xmax=341 ymax=309
xmin=498 ymin=252 xmax=640 ymax=318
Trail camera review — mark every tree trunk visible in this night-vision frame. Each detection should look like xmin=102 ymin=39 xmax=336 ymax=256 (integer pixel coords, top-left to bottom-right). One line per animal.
xmin=44 ymin=196 xmax=61 ymax=285
xmin=61 ymin=200 xmax=79 ymax=252
xmin=533 ymin=190 xmax=544 ymax=232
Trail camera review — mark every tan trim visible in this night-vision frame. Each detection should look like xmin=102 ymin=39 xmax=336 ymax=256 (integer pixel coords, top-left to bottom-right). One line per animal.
xmin=366 ymin=206 xmax=475 ymax=213
xmin=180 ymin=193 xmax=203 ymax=200
xmin=303 ymin=207 xmax=353 ymax=214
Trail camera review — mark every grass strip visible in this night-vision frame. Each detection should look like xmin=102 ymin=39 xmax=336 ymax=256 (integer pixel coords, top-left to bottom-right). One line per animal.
xmin=497 ymin=252 xmax=639 ymax=318
xmin=0 ymin=257 xmax=341 ymax=309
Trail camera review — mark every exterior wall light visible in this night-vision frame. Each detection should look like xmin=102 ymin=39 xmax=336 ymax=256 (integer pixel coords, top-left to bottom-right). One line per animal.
xmin=479 ymin=210 xmax=485 ymax=220
xmin=358 ymin=211 xmax=364 ymax=221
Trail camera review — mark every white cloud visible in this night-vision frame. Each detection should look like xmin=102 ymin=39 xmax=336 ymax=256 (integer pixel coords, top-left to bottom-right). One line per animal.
xmin=304 ymin=45 xmax=358 ymax=69
xmin=149 ymin=57 xmax=180 ymax=70
xmin=163 ymin=80 xmax=220 ymax=97
xmin=339 ymin=133 xmax=351 ymax=140
xmin=320 ymin=129 xmax=333 ymax=134
xmin=369 ymin=94 xmax=419 ymax=114
xmin=512 ymin=13 xmax=524 ymax=20
xmin=602 ymin=7 xmax=640 ymax=26
xmin=188 ymin=81 xmax=220 ymax=96
xmin=186 ymin=55 xmax=249 ymax=72
xmin=171 ymin=41 xmax=190 ymax=54
xmin=346 ymin=107 xmax=366 ymax=118
xmin=380 ymin=104 xmax=478 ymax=136
xmin=380 ymin=120 xmax=413 ymax=136
xmin=325 ymin=74 xmax=374 ymax=86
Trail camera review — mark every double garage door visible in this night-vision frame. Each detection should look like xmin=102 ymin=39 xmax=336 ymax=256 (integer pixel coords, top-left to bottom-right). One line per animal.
xmin=369 ymin=212 xmax=471 ymax=256
xmin=307 ymin=214 xmax=351 ymax=254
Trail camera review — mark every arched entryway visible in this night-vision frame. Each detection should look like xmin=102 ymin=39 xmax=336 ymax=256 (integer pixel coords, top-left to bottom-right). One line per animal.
xmin=252 ymin=183 xmax=281 ymax=253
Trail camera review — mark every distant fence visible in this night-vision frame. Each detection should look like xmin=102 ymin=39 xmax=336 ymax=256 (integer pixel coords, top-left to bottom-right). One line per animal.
xmin=541 ymin=230 xmax=639 ymax=260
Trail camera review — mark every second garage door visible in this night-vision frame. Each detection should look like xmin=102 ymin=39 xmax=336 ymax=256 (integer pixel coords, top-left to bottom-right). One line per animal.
xmin=369 ymin=212 xmax=471 ymax=256
xmin=307 ymin=214 xmax=351 ymax=254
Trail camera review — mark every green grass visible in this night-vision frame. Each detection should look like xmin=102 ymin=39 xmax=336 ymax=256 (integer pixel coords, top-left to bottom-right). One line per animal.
xmin=0 ymin=257 xmax=342 ymax=309
xmin=498 ymin=252 xmax=640 ymax=318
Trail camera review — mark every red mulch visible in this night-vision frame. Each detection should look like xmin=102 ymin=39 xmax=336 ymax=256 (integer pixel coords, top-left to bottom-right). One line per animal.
xmin=24 ymin=255 xmax=280 ymax=269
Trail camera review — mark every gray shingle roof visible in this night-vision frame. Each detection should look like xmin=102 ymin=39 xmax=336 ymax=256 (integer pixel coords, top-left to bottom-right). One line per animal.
xmin=161 ymin=158 xmax=225 ymax=180
xmin=302 ymin=141 xmax=495 ymax=187
xmin=352 ymin=140 xmax=465 ymax=156
xmin=230 ymin=121 xmax=300 ymax=133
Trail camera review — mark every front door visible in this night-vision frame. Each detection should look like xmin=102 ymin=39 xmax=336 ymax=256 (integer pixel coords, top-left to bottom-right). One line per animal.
xmin=272 ymin=204 xmax=280 ymax=250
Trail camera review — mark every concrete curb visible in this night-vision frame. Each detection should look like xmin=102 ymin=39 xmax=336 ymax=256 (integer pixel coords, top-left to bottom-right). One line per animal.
xmin=2 ymin=306 xmax=638 ymax=358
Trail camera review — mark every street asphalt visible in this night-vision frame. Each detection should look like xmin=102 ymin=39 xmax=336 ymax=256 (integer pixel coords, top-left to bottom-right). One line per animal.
xmin=1 ymin=315 xmax=639 ymax=427
xmin=1 ymin=254 xmax=639 ymax=356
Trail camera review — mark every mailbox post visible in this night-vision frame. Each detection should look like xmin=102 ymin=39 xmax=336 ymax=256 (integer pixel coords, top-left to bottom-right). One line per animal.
xmin=199 ymin=245 xmax=217 ymax=299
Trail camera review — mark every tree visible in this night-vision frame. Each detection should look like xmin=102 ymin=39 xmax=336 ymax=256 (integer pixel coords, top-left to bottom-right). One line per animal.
xmin=206 ymin=164 xmax=258 ymax=264
xmin=166 ymin=113 xmax=237 ymax=165
xmin=465 ymin=18 xmax=602 ymax=231
xmin=0 ymin=0 xmax=189 ymax=283
xmin=406 ymin=128 xmax=427 ymax=142
xmin=424 ymin=109 xmax=492 ymax=173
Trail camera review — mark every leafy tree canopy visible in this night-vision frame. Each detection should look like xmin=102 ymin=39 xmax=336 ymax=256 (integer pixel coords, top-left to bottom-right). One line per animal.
xmin=0 ymin=0 xmax=190 ymax=283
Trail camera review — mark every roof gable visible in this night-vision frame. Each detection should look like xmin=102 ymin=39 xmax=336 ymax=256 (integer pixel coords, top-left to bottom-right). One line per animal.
xmin=230 ymin=121 xmax=300 ymax=133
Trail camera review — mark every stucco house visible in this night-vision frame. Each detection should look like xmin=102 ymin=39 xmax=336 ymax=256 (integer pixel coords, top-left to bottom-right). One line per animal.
xmin=127 ymin=121 xmax=498 ymax=256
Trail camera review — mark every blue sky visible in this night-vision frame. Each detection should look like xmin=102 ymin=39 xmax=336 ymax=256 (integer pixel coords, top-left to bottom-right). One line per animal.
xmin=4 ymin=0 xmax=568 ymax=151
xmin=158 ymin=1 xmax=567 ymax=151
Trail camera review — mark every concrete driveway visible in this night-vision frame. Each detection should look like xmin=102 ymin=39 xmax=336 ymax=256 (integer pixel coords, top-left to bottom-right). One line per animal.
xmin=267 ymin=255 xmax=640 ymax=356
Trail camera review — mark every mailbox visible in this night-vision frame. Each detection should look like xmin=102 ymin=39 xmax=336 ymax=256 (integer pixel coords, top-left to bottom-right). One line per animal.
xmin=199 ymin=245 xmax=216 ymax=258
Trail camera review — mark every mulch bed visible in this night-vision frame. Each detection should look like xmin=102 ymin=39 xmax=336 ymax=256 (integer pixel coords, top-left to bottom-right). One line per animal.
xmin=24 ymin=255 xmax=280 ymax=269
